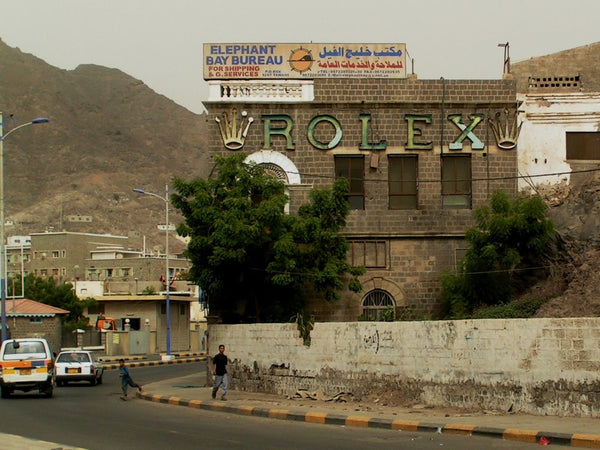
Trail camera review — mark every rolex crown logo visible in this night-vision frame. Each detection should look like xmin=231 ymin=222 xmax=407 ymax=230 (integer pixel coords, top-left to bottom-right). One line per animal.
xmin=215 ymin=108 xmax=254 ymax=150
xmin=488 ymin=108 xmax=522 ymax=150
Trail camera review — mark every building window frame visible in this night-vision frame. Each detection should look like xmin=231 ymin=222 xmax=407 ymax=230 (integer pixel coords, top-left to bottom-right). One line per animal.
xmin=335 ymin=155 xmax=365 ymax=210
xmin=348 ymin=240 xmax=387 ymax=268
xmin=388 ymin=155 xmax=418 ymax=210
xmin=441 ymin=154 xmax=472 ymax=209
xmin=361 ymin=289 xmax=395 ymax=321
xmin=566 ymin=131 xmax=600 ymax=160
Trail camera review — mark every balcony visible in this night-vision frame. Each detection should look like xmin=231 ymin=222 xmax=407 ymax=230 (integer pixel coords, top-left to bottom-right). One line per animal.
xmin=207 ymin=80 xmax=314 ymax=102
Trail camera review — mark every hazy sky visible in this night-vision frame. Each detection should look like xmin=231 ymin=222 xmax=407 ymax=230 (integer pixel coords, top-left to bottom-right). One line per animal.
xmin=2 ymin=0 xmax=600 ymax=114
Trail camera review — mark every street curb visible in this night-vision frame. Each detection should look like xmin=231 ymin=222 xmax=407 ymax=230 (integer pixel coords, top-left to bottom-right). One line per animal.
xmin=103 ymin=356 xmax=206 ymax=371
xmin=137 ymin=392 xmax=600 ymax=448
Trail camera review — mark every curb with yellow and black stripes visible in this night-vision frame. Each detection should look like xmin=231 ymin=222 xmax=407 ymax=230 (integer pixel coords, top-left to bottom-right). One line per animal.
xmin=137 ymin=392 xmax=600 ymax=448
xmin=101 ymin=354 xmax=207 ymax=370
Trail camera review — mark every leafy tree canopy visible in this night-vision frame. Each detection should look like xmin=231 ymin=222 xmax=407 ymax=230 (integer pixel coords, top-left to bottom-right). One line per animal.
xmin=171 ymin=153 xmax=364 ymax=323
xmin=9 ymin=273 xmax=96 ymax=329
xmin=442 ymin=191 xmax=555 ymax=318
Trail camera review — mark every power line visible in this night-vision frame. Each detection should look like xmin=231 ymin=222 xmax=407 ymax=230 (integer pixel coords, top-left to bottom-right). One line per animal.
xmin=277 ymin=166 xmax=600 ymax=184
xmin=245 ymin=262 xmax=554 ymax=279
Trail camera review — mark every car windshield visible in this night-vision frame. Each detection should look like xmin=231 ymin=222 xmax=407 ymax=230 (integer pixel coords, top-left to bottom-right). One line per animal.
xmin=58 ymin=353 xmax=91 ymax=363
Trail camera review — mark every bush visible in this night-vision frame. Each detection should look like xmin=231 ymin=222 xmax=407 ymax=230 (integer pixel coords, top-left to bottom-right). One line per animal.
xmin=440 ymin=270 xmax=470 ymax=319
xmin=472 ymin=295 xmax=553 ymax=319
xmin=440 ymin=191 xmax=555 ymax=318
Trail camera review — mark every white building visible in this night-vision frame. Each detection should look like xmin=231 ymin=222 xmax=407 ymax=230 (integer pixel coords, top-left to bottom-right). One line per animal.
xmin=511 ymin=43 xmax=600 ymax=190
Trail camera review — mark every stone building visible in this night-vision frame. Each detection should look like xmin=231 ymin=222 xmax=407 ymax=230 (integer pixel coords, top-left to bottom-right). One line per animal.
xmin=4 ymin=231 xmax=199 ymax=352
xmin=7 ymin=231 xmax=191 ymax=290
xmin=202 ymin=43 xmax=518 ymax=321
xmin=3 ymin=298 xmax=68 ymax=353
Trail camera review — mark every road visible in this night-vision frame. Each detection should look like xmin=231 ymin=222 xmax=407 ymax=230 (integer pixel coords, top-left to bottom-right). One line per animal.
xmin=0 ymin=362 xmax=537 ymax=449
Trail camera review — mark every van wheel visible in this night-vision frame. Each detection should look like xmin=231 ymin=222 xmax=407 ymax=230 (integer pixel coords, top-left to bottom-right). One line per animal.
xmin=90 ymin=377 xmax=96 ymax=386
xmin=1 ymin=386 xmax=11 ymax=398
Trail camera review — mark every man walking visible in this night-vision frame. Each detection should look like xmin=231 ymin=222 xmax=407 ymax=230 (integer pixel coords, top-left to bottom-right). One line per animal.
xmin=211 ymin=344 xmax=228 ymax=401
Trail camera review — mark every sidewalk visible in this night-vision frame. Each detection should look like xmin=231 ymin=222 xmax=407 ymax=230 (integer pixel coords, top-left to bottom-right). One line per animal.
xmin=139 ymin=371 xmax=600 ymax=448
xmin=0 ymin=433 xmax=85 ymax=449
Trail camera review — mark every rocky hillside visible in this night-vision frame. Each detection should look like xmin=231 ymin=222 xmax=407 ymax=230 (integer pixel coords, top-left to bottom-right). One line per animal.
xmin=532 ymin=176 xmax=600 ymax=317
xmin=0 ymin=38 xmax=213 ymax=252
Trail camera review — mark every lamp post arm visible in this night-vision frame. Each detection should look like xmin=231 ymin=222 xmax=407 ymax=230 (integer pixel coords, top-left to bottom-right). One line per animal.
xmin=132 ymin=188 xmax=166 ymax=203
xmin=1 ymin=118 xmax=50 ymax=141
xmin=132 ymin=185 xmax=171 ymax=355
xmin=0 ymin=113 xmax=49 ymax=342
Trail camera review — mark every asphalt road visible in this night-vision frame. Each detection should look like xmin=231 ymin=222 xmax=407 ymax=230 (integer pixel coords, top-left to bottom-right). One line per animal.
xmin=0 ymin=362 xmax=537 ymax=449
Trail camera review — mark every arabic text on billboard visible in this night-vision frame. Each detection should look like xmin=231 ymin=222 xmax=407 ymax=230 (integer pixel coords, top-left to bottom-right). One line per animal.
xmin=203 ymin=43 xmax=406 ymax=80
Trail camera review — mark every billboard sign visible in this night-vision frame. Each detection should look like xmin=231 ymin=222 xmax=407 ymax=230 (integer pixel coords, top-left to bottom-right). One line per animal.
xmin=204 ymin=43 xmax=406 ymax=80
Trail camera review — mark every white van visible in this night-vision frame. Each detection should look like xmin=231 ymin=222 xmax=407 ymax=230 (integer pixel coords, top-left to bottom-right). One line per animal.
xmin=0 ymin=338 xmax=55 ymax=398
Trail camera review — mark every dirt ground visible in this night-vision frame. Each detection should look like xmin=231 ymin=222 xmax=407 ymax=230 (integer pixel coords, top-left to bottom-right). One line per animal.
xmin=522 ymin=175 xmax=600 ymax=318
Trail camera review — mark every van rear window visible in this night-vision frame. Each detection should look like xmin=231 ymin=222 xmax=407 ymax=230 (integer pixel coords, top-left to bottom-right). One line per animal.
xmin=3 ymin=341 xmax=47 ymax=359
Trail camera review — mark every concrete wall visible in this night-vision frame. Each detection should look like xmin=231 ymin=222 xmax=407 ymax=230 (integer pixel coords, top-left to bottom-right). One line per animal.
xmin=209 ymin=318 xmax=600 ymax=417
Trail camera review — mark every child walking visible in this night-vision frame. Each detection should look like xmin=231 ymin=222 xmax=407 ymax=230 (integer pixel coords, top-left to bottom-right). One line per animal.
xmin=119 ymin=358 xmax=143 ymax=401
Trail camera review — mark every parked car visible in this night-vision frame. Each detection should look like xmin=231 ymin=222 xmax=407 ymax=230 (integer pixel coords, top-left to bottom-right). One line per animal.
xmin=55 ymin=351 xmax=104 ymax=386
xmin=0 ymin=338 xmax=55 ymax=398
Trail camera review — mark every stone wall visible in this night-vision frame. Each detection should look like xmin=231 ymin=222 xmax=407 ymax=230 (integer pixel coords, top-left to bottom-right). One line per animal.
xmin=209 ymin=318 xmax=600 ymax=417
xmin=9 ymin=316 xmax=63 ymax=355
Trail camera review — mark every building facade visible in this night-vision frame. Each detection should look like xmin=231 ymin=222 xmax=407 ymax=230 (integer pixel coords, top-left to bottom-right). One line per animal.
xmin=4 ymin=232 xmax=200 ymax=352
xmin=203 ymin=62 xmax=518 ymax=320
xmin=6 ymin=231 xmax=191 ymax=291
xmin=3 ymin=299 xmax=68 ymax=353
xmin=511 ymin=42 xmax=600 ymax=190
xmin=82 ymin=292 xmax=194 ymax=354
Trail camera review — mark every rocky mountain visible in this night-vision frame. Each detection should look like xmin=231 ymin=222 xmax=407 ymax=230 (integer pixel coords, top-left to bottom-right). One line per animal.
xmin=0 ymin=38 xmax=213 ymax=252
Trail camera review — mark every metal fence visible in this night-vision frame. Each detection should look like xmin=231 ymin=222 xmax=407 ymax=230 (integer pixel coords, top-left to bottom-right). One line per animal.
xmin=61 ymin=328 xmax=102 ymax=350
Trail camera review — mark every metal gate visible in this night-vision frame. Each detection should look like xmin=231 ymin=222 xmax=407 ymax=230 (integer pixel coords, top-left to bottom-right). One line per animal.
xmin=129 ymin=330 xmax=149 ymax=355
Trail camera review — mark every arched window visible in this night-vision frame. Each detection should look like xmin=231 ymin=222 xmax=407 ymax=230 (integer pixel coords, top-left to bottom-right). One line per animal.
xmin=361 ymin=289 xmax=395 ymax=321
xmin=245 ymin=151 xmax=302 ymax=215
xmin=259 ymin=162 xmax=288 ymax=182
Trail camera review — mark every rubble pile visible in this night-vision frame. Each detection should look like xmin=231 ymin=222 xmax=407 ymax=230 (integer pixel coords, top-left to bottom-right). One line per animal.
xmin=528 ymin=176 xmax=600 ymax=317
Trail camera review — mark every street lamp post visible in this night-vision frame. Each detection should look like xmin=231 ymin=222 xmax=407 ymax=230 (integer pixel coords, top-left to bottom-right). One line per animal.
xmin=0 ymin=112 xmax=49 ymax=342
xmin=133 ymin=185 xmax=171 ymax=356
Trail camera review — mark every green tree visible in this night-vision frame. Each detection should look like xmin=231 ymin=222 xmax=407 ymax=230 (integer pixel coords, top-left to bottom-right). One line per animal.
xmin=442 ymin=191 xmax=555 ymax=318
xmin=10 ymin=273 xmax=96 ymax=329
xmin=171 ymin=153 xmax=363 ymax=323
